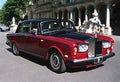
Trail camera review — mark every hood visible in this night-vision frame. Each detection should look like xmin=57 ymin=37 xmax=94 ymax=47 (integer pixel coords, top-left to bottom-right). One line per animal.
xmin=54 ymin=32 xmax=94 ymax=41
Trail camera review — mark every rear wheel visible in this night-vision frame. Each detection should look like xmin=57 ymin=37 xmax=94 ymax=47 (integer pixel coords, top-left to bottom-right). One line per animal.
xmin=12 ymin=43 xmax=20 ymax=56
xmin=48 ymin=50 xmax=66 ymax=73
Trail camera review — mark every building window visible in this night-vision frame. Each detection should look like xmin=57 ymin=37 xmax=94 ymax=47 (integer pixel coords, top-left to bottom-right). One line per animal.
xmin=64 ymin=0 xmax=70 ymax=3
xmin=44 ymin=0 xmax=50 ymax=3
xmin=64 ymin=0 xmax=75 ymax=3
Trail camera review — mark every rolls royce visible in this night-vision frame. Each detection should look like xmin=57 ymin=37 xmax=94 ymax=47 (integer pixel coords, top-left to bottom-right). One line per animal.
xmin=6 ymin=19 xmax=115 ymax=73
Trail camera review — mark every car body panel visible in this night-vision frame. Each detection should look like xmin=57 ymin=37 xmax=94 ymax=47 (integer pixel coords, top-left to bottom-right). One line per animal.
xmin=6 ymin=19 xmax=115 ymax=69
xmin=0 ymin=24 xmax=9 ymax=31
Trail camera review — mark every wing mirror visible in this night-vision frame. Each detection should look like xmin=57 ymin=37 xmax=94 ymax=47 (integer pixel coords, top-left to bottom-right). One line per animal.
xmin=30 ymin=28 xmax=38 ymax=35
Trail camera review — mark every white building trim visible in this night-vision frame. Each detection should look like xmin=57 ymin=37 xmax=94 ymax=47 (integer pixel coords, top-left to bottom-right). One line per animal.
xmin=106 ymin=4 xmax=112 ymax=35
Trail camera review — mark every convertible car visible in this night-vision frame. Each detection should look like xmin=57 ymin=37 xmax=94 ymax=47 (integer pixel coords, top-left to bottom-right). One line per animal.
xmin=6 ymin=19 xmax=115 ymax=73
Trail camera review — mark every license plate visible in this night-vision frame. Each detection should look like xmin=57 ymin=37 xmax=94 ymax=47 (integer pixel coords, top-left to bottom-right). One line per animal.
xmin=94 ymin=56 xmax=103 ymax=64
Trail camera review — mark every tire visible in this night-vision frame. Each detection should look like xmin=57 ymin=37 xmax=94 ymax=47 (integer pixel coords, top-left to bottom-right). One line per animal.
xmin=48 ymin=50 xmax=66 ymax=73
xmin=12 ymin=43 xmax=20 ymax=56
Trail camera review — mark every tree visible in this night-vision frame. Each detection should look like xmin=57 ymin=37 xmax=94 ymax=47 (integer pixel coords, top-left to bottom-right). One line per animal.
xmin=0 ymin=9 xmax=3 ymax=23
xmin=0 ymin=0 xmax=29 ymax=25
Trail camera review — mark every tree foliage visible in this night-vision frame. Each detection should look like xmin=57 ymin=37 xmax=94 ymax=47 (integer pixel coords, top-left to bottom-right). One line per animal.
xmin=0 ymin=0 xmax=29 ymax=25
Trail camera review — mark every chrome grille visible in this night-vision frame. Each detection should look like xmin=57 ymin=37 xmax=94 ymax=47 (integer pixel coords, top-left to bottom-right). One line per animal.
xmin=88 ymin=38 xmax=102 ymax=58
xmin=95 ymin=41 xmax=102 ymax=55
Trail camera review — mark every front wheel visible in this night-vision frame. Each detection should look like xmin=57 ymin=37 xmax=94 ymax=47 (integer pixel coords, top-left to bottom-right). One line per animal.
xmin=12 ymin=43 xmax=20 ymax=56
xmin=0 ymin=28 xmax=2 ymax=32
xmin=48 ymin=50 xmax=66 ymax=73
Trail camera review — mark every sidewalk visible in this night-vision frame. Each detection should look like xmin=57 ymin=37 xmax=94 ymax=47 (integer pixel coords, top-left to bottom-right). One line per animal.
xmin=107 ymin=35 xmax=120 ymax=42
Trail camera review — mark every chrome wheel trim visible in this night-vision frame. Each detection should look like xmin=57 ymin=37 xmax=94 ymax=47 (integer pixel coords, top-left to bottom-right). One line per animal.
xmin=13 ymin=44 xmax=19 ymax=55
xmin=50 ymin=53 xmax=61 ymax=70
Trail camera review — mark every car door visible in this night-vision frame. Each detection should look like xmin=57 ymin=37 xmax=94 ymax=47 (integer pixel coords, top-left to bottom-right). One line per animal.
xmin=15 ymin=22 xmax=30 ymax=51
xmin=24 ymin=22 xmax=45 ymax=58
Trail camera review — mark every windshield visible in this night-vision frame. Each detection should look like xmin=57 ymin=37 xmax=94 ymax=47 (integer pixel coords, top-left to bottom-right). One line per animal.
xmin=41 ymin=20 xmax=77 ymax=35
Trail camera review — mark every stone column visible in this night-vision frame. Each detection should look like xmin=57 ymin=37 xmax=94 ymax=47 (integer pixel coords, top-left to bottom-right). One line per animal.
xmin=55 ymin=11 xmax=58 ymax=19
xmin=68 ymin=10 xmax=74 ymax=23
xmin=62 ymin=11 xmax=64 ymax=19
xmin=85 ymin=8 xmax=88 ymax=22
xmin=68 ymin=10 xmax=73 ymax=22
xmin=67 ymin=11 xmax=70 ymax=19
xmin=77 ymin=10 xmax=81 ymax=32
xmin=106 ymin=4 xmax=112 ymax=35
xmin=78 ymin=10 xmax=81 ymax=26
xmin=70 ymin=11 xmax=73 ymax=20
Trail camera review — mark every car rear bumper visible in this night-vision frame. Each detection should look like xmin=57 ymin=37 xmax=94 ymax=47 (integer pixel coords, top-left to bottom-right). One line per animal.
xmin=66 ymin=52 xmax=115 ymax=66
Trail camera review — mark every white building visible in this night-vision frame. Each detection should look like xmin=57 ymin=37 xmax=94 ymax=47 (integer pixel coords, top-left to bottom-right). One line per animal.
xmin=26 ymin=0 xmax=120 ymax=35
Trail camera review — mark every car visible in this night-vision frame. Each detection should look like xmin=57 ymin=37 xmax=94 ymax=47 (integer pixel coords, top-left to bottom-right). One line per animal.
xmin=6 ymin=19 xmax=115 ymax=73
xmin=0 ymin=24 xmax=9 ymax=32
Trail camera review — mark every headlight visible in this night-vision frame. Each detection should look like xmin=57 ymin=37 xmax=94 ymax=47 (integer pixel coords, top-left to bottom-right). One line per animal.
xmin=78 ymin=44 xmax=88 ymax=52
xmin=102 ymin=41 xmax=111 ymax=48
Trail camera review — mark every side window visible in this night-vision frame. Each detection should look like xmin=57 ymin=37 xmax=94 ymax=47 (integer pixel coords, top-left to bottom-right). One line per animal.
xmin=31 ymin=22 xmax=38 ymax=30
xmin=16 ymin=22 xmax=30 ymax=33
xmin=31 ymin=22 xmax=39 ymax=33
xmin=16 ymin=24 xmax=23 ymax=33
xmin=41 ymin=22 xmax=49 ymax=33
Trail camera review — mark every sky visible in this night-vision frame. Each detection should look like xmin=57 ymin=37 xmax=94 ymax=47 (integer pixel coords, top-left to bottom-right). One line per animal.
xmin=0 ymin=0 xmax=7 ymax=9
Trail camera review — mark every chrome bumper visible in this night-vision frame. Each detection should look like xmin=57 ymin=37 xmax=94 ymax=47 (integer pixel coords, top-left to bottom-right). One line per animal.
xmin=66 ymin=52 xmax=115 ymax=66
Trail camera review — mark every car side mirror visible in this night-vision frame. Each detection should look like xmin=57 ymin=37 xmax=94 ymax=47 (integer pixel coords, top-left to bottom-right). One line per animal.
xmin=30 ymin=28 xmax=38 ymax=35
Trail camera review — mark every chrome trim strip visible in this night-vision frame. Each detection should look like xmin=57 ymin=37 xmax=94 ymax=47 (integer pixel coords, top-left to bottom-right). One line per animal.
xmin=73 ymin=53 xmax=113 ymax=63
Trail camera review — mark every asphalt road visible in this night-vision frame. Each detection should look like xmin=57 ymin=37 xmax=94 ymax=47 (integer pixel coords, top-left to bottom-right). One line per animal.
xmin=0 ymin=32 xmax=120 ymax=82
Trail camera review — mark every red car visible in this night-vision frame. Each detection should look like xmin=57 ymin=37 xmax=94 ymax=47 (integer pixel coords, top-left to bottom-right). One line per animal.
xmin=6 ymin=19 xmax=115 ymax=73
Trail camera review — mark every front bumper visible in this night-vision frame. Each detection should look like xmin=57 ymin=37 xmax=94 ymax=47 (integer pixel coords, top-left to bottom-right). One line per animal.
xmin=66 ymin=52 xmax=115 ymax=66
